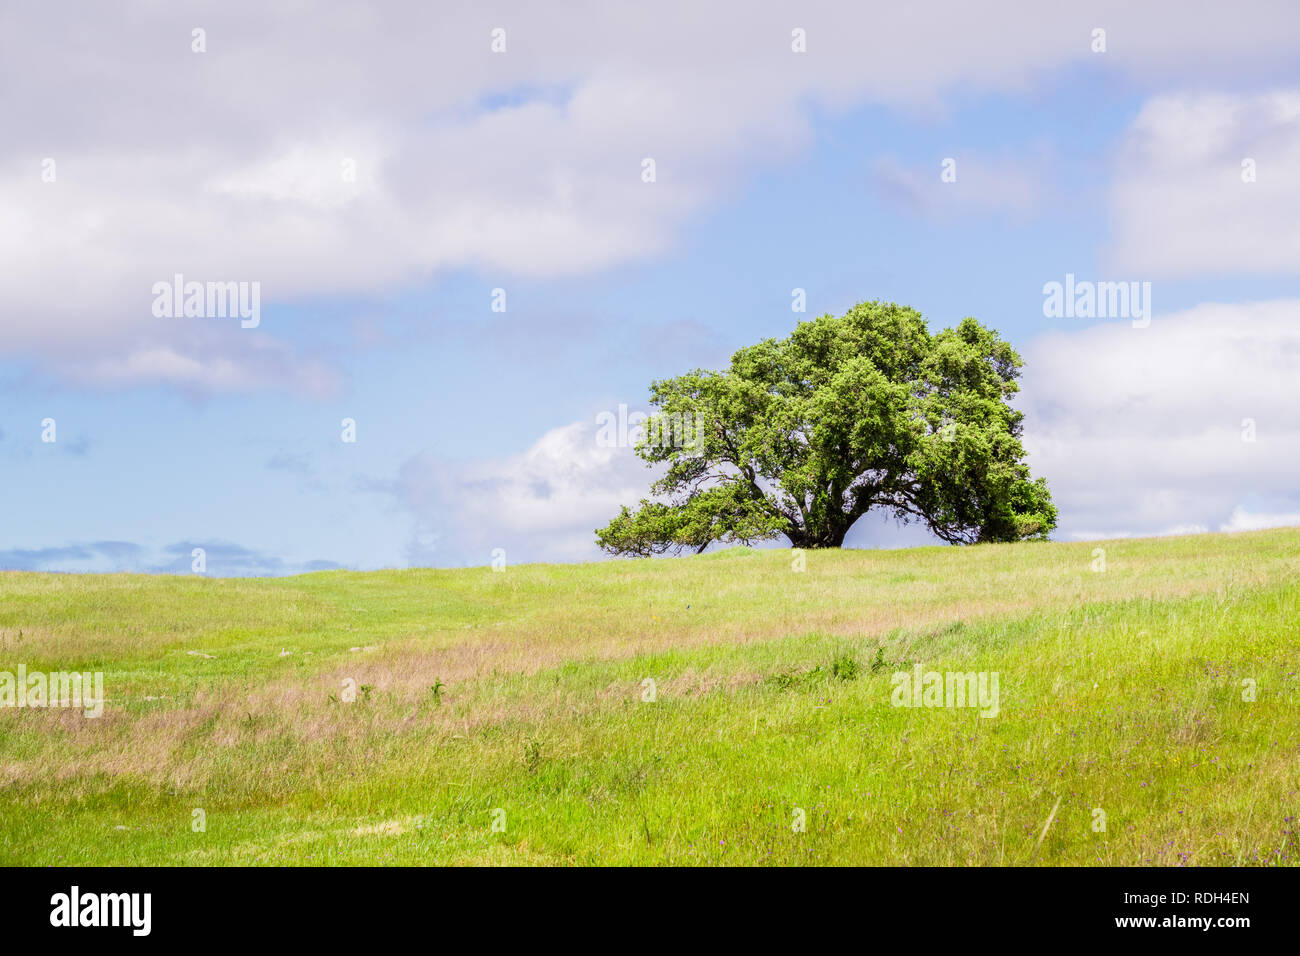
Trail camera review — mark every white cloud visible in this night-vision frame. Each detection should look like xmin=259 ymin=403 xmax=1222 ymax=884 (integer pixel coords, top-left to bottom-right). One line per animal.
xmin=394 ymin=420 xmax=657 ymax=565
xmin=1020 ymin=299 xmax=1300 ymax=539
xmin=1106 ymin=91 xmax=1300 ymax=277
xmin=71 ymin=342 xmax=341 ymax=397
xmin=4 ymin=2 xmax=1300 ymax=389
xmin=1063 ymin=524 xmax=1209 ymax=542
xmin=1220 ymin=506 xmax=1300 ymax=533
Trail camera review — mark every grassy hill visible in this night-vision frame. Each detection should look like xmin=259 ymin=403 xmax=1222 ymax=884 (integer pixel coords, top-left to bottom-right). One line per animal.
xmin=2 ymin=528 xmax=1298 ymax=865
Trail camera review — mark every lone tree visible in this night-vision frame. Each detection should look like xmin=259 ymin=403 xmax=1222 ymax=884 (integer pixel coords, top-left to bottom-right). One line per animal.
xmin=595 ymin=301 xmax=1056 ymax=555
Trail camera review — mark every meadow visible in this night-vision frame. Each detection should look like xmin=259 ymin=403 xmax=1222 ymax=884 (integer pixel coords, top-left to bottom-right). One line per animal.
xmin=1 ymin=528 xmax=1297 ymax=866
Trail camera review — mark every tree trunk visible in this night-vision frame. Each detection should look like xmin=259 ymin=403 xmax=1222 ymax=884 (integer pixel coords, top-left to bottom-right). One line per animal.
xmin=790 ymin=526 xmax=848 ymax=549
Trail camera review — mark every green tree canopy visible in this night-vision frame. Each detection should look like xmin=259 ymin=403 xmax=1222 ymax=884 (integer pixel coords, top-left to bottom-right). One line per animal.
xmin=595 ymin=301 xmax=1056 ymax=555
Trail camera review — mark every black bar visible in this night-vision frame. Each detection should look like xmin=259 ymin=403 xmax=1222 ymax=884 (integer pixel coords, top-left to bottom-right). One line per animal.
xmin=0 ymin=866 xmax=1278 ymax=943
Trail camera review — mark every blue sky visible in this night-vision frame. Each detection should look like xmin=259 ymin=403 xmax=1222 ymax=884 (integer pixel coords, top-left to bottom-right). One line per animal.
xmin=3 ymin=2 xmax=1299 ymax=574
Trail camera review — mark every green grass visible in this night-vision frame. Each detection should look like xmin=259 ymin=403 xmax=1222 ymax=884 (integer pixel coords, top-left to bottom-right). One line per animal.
xmin=1 ymin=528 xmax=1298 ymax=865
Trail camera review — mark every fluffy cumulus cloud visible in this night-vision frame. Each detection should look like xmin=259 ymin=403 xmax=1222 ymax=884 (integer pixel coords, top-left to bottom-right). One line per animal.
xmin=393 ymin=419 xmax=657 ymax=565
xmin=1019 ymin=300 xmax=1300 ymax=540
xmin=1106 ymin=91 xmax=1300 ymax=277
xmin=3 ymin=1 xmax=1299 ymax=391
